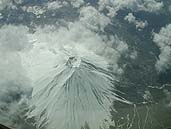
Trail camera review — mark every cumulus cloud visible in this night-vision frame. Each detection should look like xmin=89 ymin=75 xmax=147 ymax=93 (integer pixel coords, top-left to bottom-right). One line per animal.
xmin=22 ymin=5 xmax=46 ymax=16
xmin=0 ymin=12 xmax=3 ymax=19
xmin=0 ymin=0 xmax=23 ymax=10
xmin=0 ymin=25 xmax=31 ymax=51
xmin=98 ymin=0 xmax=138 ymax=17
xmin=47 ymin=1 xmax=67 ymax=10
xmin=153 ymin=24 xmax=171 ymax=72
xmin=0 ymin=25 xmax=32 ymax=127
xmin=130 ymin=50 xmax=138 ymax=59
xmin=143 ymin=0 xmax=163 ymax=12
xmin=0 ymin=0 xmax=12 ymax=10
xmin=79 ymin=6 xmax=111 ymax=31
xmin=124 ymin=13 xmax=148 ymax=30
xmin=45 ymin=0 xmax=84 ymax=10
xmin=0 ymin=25 xmax=32 ymax=95
xmin=21 ymin=0 xmax=83 ymax=17
xmin=70 ymin=0 xmax=84 ymax=8
xmin=13 ymin=0 xmax=23 ymax=4
xmin=98 ymin=0 xmax=163 ymax=17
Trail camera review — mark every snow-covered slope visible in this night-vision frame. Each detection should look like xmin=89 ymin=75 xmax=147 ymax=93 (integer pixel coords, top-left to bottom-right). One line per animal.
xmin=27 ymin=53 xmax=130 ymax=129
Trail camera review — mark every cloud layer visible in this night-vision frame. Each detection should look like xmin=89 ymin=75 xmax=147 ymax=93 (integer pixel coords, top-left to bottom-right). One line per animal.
xmin=0 ymin=25 xmax=32 ymax=127
xmin=153 ymin=24 xmax=171 ymax=72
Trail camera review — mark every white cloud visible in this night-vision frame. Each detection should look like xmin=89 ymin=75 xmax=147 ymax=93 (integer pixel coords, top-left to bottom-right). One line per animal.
xmin=70 ymin=0 xmax=84 ymax=8
xmin=24 ymin=6 xmax=46 ymax=16
xmin=98 ymin=0 xmax=163 ymax=18
xmin=79 ymin=6 xmax=111 ymax=31
xmin=124 ymin=13 xmax=148 ymax=30
xmin=0 ymin=0 xmax=12 ymax=10
xmin=143 ymin=0 xmax=163 ymax=12
xmin=0 ymin=25 xmax=32 ymax=127
xmin=0 ymin=0 xmax=24 ymax=10
xmin=124 ymin=13 xmax=136 ymax=23
xmin=21 ymin=0 xmax=82 ymax=16
xmin=13 ymin=0 xmax=23 ymax=4
xmin=130 ymin=50 xmax=138 ymax=59
xmin=0 ymin=25 xmax=31 ymax=51
xmin=47 ymin=1 xmax=69 ymax=10
xmin=0 ymin=12 xmax=3 ymax=19
xmin=0 ymin=97 xmax=29 ymax=128
xmin=47 ymin=1 xmax=62 ymax=10
xmin=0 ymin=25 xmax=32 ymax=92
xmin=153 ymin=24 xmax=171 ymax=72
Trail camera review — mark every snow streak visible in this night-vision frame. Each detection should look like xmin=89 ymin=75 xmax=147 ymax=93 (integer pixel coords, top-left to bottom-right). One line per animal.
xmin=27 ymin=53 xmax=130 ymax=129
